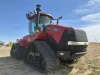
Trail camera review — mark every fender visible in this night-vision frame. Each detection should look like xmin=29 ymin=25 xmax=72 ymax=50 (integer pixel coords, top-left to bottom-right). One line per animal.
xmin=17 ymin=32 xmax=47 ymax=48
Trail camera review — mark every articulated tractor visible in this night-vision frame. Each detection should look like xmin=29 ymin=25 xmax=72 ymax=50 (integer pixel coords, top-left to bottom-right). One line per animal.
xmin=10 ymin=5 xmax=88 ymax=73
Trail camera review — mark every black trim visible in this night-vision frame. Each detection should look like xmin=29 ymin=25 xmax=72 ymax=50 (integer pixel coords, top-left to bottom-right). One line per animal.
xmin=58 ymin=28 xmax=88 ymax=53
xmin=46 ymin=36 xmax=59 ymax=53
xmin=59 ymin=28 xmax=76 ymax=51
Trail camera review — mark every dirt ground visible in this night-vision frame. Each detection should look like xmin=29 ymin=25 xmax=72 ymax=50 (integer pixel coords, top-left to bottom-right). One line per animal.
xmin=0 ymin=43 xmax=100 ymax=75
xmin=0 ymin=47 xmax=44 ymax=75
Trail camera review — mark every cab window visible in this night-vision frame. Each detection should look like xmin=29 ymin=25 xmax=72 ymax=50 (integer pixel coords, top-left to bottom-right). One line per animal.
xmin=29 ymin=15 xmax=51 ymax=35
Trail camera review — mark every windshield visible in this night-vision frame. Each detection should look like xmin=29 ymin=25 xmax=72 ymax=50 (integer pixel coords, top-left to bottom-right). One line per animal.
xmin=29 ymin=16 xmax=51 ymax=34
xmin=39 ymin=16 xmax=51 ymax=25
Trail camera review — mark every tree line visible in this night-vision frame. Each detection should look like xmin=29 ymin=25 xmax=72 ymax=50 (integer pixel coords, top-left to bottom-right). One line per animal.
xmin=0 ymin=41 xmax=13 ymax=47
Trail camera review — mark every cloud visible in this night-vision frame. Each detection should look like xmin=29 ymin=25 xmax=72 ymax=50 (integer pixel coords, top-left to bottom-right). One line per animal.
xmin=81 ymin=24 xmax=100 ymax=42
xmin=73 ymin=0 xmax=100 ymax=42
xmin=80 ymin=12 xmax=100 ymax=23
xmin=74 ymin=0 xmax=100 ymax=14
xmin=59 ymin=19 xmax=77 ymax=24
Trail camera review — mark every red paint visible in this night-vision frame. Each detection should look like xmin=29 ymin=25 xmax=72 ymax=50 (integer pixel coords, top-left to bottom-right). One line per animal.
xmin=17 ymin=24 xmax=72 ymax=48
xmin=18 ymin=32 xmax=47 ymax=48
xmin=46 ymin=25 xmax=72 ymax=43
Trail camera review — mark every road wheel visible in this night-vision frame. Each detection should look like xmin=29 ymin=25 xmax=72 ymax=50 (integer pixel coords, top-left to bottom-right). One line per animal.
xmin=24 ymin=41 xmax=60 ymax=73
xmin=10 ymin=43 xmax=24 ymax=60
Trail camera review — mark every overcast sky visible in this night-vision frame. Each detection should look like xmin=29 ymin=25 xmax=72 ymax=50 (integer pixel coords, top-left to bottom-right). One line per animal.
xmin=0 ymin=0 xmax=100 ymax=43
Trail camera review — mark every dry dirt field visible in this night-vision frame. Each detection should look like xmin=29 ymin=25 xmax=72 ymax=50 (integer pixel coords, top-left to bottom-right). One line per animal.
xmin=0 ymin=43 xmax=100 ymax=75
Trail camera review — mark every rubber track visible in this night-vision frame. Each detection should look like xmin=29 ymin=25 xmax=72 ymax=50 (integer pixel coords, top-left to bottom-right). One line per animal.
xmin=34 ymin=41 xmax=60 ymax=72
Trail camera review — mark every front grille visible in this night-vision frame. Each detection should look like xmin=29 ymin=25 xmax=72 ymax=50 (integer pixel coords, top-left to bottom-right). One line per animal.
xmin=59 ymin=28 xmax=76 ymax=50
xmin=59 ymin=28 xmax=88 ymax=53
xmin=74 ymin=29 xmax=88 ymax=42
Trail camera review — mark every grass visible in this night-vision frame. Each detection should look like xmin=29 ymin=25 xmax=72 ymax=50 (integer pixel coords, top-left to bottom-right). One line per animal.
xmin=68 ymin=43 xmax=100 ymax=75
xmin=67 ymin=57 xmax=100 ymax=75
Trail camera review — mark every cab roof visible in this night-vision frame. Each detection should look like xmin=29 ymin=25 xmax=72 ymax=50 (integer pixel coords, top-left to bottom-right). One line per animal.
xmin=26 ymin=12 xmax=53 ymax=20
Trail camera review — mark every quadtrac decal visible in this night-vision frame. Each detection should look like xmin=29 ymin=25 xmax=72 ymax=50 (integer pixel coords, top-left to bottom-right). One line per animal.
xmin=46 ymin=27 xmax=62 ymax=32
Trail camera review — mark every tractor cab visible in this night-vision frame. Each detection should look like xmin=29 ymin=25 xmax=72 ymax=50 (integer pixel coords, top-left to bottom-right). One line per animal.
xmin=26 ymin=5 xmax=62 ymax=35
xmin=28 ymin=13 xmax=53 ymax=35
xmin=26 ymin=5 xmax=53 ymax=35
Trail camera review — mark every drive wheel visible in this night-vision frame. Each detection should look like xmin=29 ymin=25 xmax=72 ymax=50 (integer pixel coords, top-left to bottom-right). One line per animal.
xmin=24 ymin=41 xmax=60 ymax=73
xmin=10 ymin=43 xmax=24 ymax=60
xmin=10 ymin=44 xmax=15 ymax=57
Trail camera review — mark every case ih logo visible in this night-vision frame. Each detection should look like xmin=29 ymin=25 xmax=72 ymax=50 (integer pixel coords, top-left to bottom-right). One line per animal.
xmin=46 ymin=27 xmax=62 ymax=32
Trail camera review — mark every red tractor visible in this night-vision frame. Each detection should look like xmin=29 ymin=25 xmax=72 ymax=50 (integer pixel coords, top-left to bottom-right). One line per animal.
xmin=10 ymin=5 xmax=88 ymax=73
